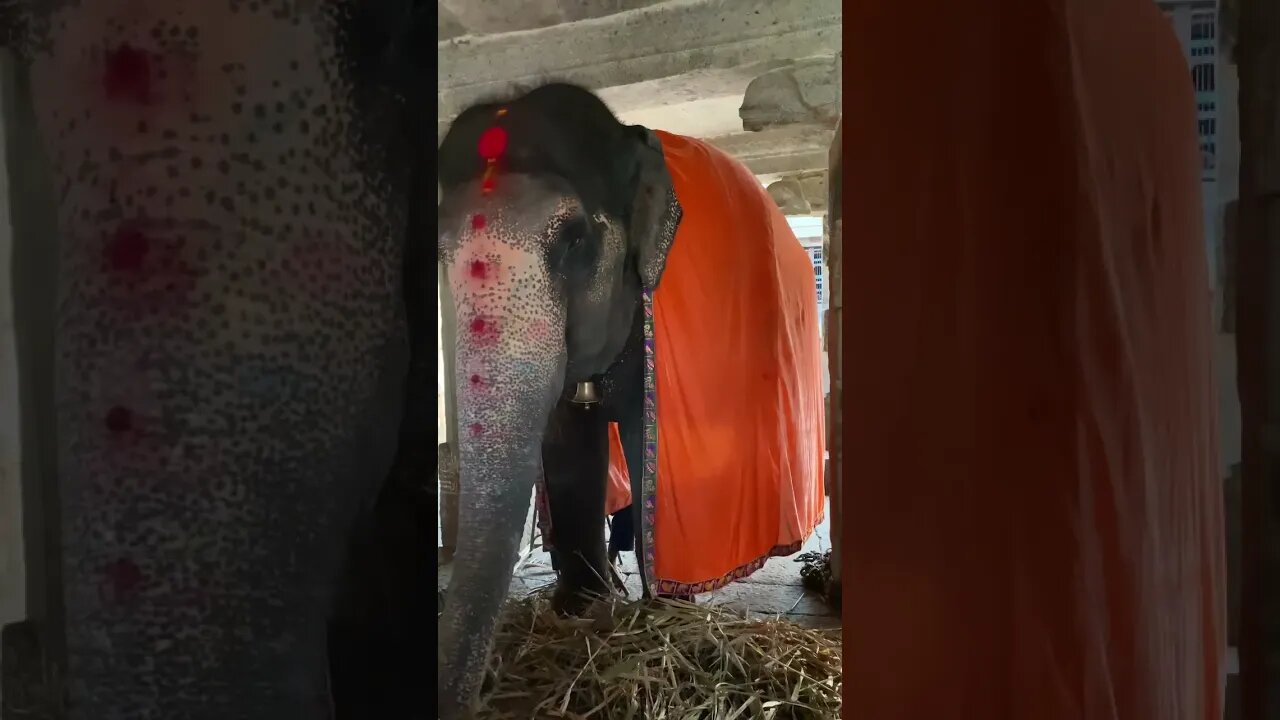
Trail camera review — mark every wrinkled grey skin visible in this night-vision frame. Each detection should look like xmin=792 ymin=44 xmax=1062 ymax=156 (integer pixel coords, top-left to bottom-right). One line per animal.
xmin=436 ymin=84 xmax=681 ymax=719
xmin=4 ymin=1 xmax=430 ymax=718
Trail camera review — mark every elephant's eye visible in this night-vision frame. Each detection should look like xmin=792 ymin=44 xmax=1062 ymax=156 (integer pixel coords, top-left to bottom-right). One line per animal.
xmin=547 ymin=213 xmax=597 ymax=280
xmin=559 ymin=216 xmax=588 ymax=249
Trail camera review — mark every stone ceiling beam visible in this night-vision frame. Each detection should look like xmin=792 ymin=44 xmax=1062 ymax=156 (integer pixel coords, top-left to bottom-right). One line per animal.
xmin=438 ymin=0 xmax=841 ymax=126
xmin=705 ymin=123 xmax=832 ymax=175
xmin=438 ymin=0 xmax=671 ymax=39
xmin=438 ymin=3 xmax=467 ymax=41
xmin=743 ymin=150 xmax=829 ymax=176
xmin=706 ymin=123 xmax=832 ymax=156
xmin=597 ymin=63 xmax=789 ymax=118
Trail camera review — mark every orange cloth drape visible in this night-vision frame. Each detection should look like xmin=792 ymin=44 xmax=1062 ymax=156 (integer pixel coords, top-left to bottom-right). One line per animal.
xmin=843 ymin=0 xmax=1226 ymax=719
xmin=605 ymin=422 xmax=631 ymax=516
xmin=631 ymin=131 xmax=825 ymax=590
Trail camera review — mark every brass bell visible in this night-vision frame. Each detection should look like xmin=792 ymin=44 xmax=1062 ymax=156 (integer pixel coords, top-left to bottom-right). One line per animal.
xmin=570 ymin=380 xmax=601 ymax=405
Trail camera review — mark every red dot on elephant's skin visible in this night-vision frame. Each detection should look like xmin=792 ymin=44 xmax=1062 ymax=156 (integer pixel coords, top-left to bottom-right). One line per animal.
xmin=105 ymin=406 xmax=133 ymax=433
xmin=469 ymin=423 xmax=485 ymax=437
xmin=103 ymin=44 xmax=152 ymax=105
xmin=103 ymin=558 xmax=144 ymax=598
xmin=470 ymin=317 xmax=487 ymax=334
xmin=106 ymin=227 xmax=150 ymax=270
xmin=469 ymin=260 xmax=487 ymax=279
xmin=477 ymin=126 xmax=508 ymax=160
xmin=470 ymin=374 xmax=482 ymax=386
xmin=471 ymin=214 xmax=486 ymax=230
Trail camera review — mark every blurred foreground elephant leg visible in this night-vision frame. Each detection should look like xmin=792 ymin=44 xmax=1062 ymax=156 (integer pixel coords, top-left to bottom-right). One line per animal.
xmin=327 ymin=476 xmax=432 ymax=720
xmin=329 ymin=192 xmax=436 ymax=719
xmin=542 ymin=397 xmax=612 ymax=616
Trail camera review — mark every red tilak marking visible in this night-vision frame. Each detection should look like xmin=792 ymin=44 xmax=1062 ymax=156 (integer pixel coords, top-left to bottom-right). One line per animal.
xmin=470 ymin=374 xmax=483 ymax=386
xmin=105 ymin=406 xmax=133 ymax=433
xmin=469 ymin=423 xmax=485 ymax=437
xmin=471 ymin=214 xmax=486 ymax=230
xmin=103 ymin=44 xmax=152 ymax=105
xmin=105 ymin=226 xmax=150 ymax=271
xmin=469 ymin=316 xmax=498 ymax=346
xmin=469 ymin=260 xmax=488 ymax=279
xmin=103 ymin=558 xmax=143 ymax=600
xmin=481 ymin=175 xmax=496 ymax=194
xmin=477 ymin=126 xmax=508 ymax=160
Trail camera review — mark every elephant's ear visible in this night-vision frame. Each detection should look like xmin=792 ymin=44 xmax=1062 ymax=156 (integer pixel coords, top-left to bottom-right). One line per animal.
xmin=626 ymin=127 xmax=682 ymax=291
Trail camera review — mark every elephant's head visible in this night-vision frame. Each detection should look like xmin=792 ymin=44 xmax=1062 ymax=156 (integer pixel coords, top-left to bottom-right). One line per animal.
xmin=436 ymin=83 xmax=681 ymax=716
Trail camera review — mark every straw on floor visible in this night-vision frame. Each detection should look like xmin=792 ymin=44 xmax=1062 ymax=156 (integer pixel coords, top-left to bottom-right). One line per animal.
xmin=471 ymin=591 xmax=842 ymax=719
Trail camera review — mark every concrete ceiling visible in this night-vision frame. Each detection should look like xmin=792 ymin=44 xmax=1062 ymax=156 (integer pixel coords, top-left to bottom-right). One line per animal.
xmin=438 ymin=0 xmax=840 ymax=216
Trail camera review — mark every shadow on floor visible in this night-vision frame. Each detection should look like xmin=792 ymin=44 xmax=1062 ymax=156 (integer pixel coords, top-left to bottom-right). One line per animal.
xmin=439 ymin=500 xmax=840 ymax=631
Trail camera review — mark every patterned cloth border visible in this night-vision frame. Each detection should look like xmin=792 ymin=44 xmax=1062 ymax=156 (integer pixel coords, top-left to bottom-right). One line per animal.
xmin=640 ymin=289 xmax=659 ymax=595
xmin=651 ymin=540 xmax=806 ymax=596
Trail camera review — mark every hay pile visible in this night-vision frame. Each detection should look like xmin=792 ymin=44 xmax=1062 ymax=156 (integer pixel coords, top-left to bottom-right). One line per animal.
xmin=475 ymin=593 xmax=842 ymax=719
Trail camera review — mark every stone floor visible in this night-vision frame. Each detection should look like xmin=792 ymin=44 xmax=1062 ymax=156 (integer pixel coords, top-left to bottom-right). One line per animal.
xmin=438 ymin=499 xmax=840 ymax=631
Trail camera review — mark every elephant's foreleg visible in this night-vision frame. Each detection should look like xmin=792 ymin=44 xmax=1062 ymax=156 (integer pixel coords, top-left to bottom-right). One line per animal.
xmin=542 ymin=398 xmax=611 ymax=615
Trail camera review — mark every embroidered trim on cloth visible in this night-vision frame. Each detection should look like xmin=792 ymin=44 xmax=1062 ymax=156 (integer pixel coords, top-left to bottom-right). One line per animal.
xmin=640 ymin=288 xmax=658 ymax=595
xmin=652 ymin=540 xmax=807 ymax=596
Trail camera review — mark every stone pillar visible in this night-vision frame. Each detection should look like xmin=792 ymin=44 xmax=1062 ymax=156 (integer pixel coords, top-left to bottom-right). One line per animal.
xmin=1 ymin=47 xmax=65 ymax=720
xmin=825 ymin=111 xmax=843 ymax=601
xmin=1235 ymin=0 xmax=1280 ymax=713
xmin=438 ymin=263 xmax=461 ymax=562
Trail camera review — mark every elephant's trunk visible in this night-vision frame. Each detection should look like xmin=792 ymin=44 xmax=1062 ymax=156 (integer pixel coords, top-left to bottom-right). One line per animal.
xmin=436 ymin=420 xmax=544 ymax=718
xmin=18 ymin=4 xmax=419 ymax=718
xmin=438 ymin=239 xmax=567 ymax=718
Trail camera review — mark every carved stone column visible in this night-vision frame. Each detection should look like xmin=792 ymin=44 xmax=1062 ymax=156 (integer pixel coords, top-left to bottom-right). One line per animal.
xmin=825 ymin=110 xmax=843 ymax=604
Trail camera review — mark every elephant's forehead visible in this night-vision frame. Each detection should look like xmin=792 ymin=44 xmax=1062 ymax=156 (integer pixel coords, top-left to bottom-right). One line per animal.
xmin=28 ymin=2 xmax=374 ymax=219
xmin=439 ymin=174 xmax=581 ymax=262
xmin=25 ymin=1 xmax=401 ymax=311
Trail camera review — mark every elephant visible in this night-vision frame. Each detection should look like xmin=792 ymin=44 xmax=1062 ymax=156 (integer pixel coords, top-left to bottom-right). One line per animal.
xmin=436 ymin=83 xmax=826 ymax=718
xmin=435 ymin=83 xmax=668 ymax=718
xmin=2 ymin=1 xmax=434 ymax=719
